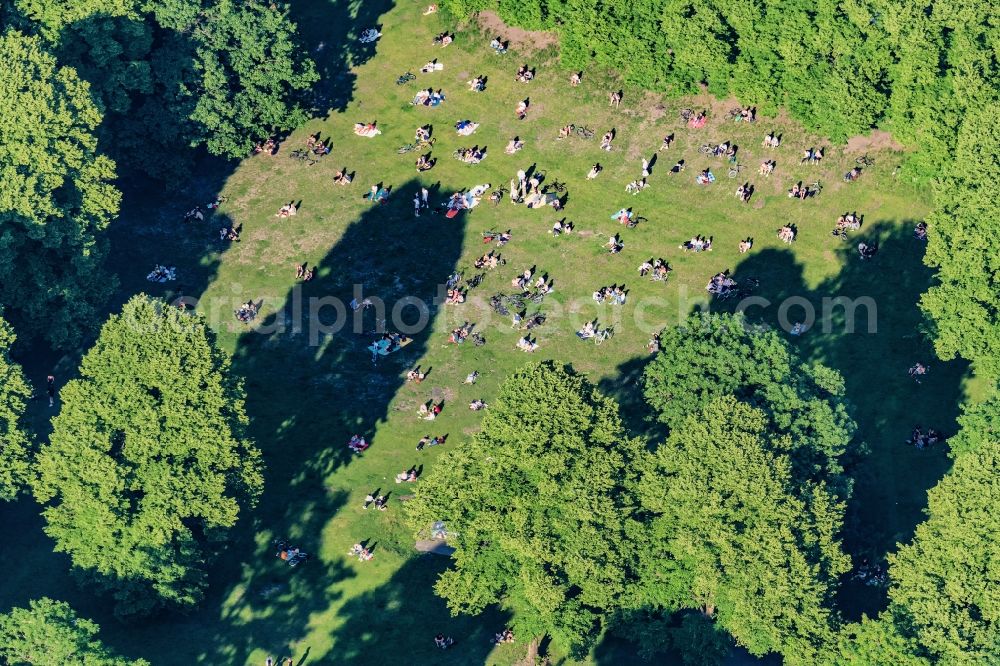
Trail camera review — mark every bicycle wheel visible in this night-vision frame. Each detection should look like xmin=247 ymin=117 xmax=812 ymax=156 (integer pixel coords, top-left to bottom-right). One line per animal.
xmin=728 ymin=167 xmax=740 ymax=178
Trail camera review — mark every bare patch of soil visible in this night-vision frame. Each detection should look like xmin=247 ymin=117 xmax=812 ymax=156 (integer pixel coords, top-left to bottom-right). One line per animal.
xmin=845 ymin=130 xmax=904 ymax=154
xmin=475 ymin=11 xmax=559 ymax=52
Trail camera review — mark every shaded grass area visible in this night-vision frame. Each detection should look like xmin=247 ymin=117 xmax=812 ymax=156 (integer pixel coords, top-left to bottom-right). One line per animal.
xmin=0 ymin=0 xmax=974 ymax=664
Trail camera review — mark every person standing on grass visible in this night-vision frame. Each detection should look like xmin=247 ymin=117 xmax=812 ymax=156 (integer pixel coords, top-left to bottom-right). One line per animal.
xmin=421 ymin=187 xmax=429 ymax=208
xmin=413 ymin=194 xmax=421 ymax=217
xmin=47 ymin=375 xmax=55 ymax=407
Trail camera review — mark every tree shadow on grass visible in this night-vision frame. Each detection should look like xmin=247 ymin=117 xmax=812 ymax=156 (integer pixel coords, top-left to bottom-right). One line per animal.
xmin=596 ymin=354 xmax=668 ymax=446
xmin=327 ymin=555 xmax=509 ymax=665
xmin=725 ymin=220 xmax=966 ymax=619
xmin=289 ymin=0 xmax=397 ymax=115
xmin=176 ymin=177 xmax=470 ymax=662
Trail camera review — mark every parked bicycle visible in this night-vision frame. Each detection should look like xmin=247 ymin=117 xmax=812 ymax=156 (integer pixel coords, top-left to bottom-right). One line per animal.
xmin=574 ymin=125 xmax=595 ymax=139
xmin=728 ymin=163 xmax=744 ymax=178
xmin=396 ymin=71 xmax=416 ymax=85
xmin=856 ymin=154 xmax=875 ymax=167
xmin=397 ymin=137 xmax=434 ymax=154
xmin=288 ymin=149 xmax=317 ymax=165
xmin=594 ymin=327 xmax=614 ymax=345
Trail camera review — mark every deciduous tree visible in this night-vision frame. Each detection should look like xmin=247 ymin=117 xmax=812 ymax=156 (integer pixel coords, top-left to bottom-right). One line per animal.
xmin=0 ymin=311 xmax=33 ymax=501
xmin=0 ymin=597 xmax=147 ymax=666
xmin=642 ymin=313 xmax=857 ymax=496
xmin=405 ymin=361 xmax=641 ymax=657
xmin=632 ymin=397 xmax=850 ymax=664
xmin=921 ymin=103 xmax=1000 ymax=380
xmin=0 ymin=31 xmax=119 ymax=348
xmin=882 ymin=435 xmax=1000 ymax=663
xmin=33 ymin=296 xmax=263 ymax=617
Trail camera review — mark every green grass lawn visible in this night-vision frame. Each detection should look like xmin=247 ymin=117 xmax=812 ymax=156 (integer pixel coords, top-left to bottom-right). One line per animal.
xmin=1 ymin=1 xmax=974 ymax=663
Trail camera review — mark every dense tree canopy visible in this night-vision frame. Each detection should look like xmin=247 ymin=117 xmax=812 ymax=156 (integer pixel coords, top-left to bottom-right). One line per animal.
xmin=442 ymin=0 xmax=998 ymax=173
xmin=0 ymin=597 xmax=147 ymax=666
xmin=881 ymin=435 xmax=1000 ymax=663
xmin=642 ymin=313 xmax=857 ymax=496
xmin=630 ymin=397 xmax=850 ymax=664
xmin=946 ymin=393 xmax=1000 ymax=457
xmin=33 ymin=296 xmax=263 ymax=617
xmin=0 ymin=31 xmax=119 ymax=348
xmin=405 ymin=361 xmax=642 ymax=656
xmin=8 ymin=0 xmax=318 ymax=179
xmin=920 ymin=103 xmax=1000 ymax=380
xmin=0 ymin=311 xmax=33 ymax=501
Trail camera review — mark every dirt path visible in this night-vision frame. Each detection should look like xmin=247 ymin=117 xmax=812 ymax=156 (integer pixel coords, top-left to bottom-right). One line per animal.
xmin=475 ymin=11 xmax=559 ymax=52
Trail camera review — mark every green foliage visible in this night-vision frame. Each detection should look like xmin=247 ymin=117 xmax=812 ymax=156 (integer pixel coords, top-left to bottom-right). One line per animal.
xmin=447 ymin=0 xmax=997 ymax=173
xmin=405 ymin=361 xmax=641 ymax=656
xmin=947 ymin=392 xmax=1000 ymax=456
xmin=882 ymin=435 xmax=1000 ymax=663
xmin=0 ymin=597 xmax=147 ymax=666
xmin=831 ymin=615 xmax=930 ymax=666
xmin=0 ymin=311 xmax=33 ymax=501
xmin=920 ymin=102 xmax=1000 ymax=380
xmin=631 ymin=397 xmax=850 ymax=663
xmin=642 ymin=312 xmax=857 ymax=496
xmin=33 ymin=295 xmax=263 ymax=617
xmin=11 ymin=0 xmax=317 ymax=179
xmin=0 ymin=30 xmax=119 ymax=348
xmin=183 ymin=0 xmax=319 ymax=159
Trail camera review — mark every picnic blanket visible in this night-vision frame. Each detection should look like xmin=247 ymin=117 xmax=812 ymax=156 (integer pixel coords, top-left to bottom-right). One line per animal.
xmin=367 ymin=334 xmax=411 ymax=357
xmin=525 ymin=191 xmax=559 ymax=209
xmin=353 ymin=123 xmax=381 ymax=137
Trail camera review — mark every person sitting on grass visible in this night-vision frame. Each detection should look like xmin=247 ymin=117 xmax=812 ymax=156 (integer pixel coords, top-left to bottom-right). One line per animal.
xmin=681 ymin=235 xmax=711 ymax=252
xmin=908 ymin=362 xmax=927 ymax=383
xmin=505 ymin=137 xmax=524 ymax=154
xmin=418 ymin=402 xmax=443 ymax=419
xmin=516 ymin=336 xmax=538 ymax=352
xmin=434 ymin=635 xmax=454 ymax=649
xmin=415 ymin=154 xmax=434 ymax=171
xmin=587 ymin=163 xmax=602 ymax=179
xmin=777 ymin=225 xmax=796 ymax=243
xmin=490 ymin=37 xmax=507 ymax=54
xmin=469 ymin=399 xmax=487 ymax=411
xmin=515 ymin=99 xmax=528 ymax=120
xmin=347 ymin=434 xmax=369 ymax=453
